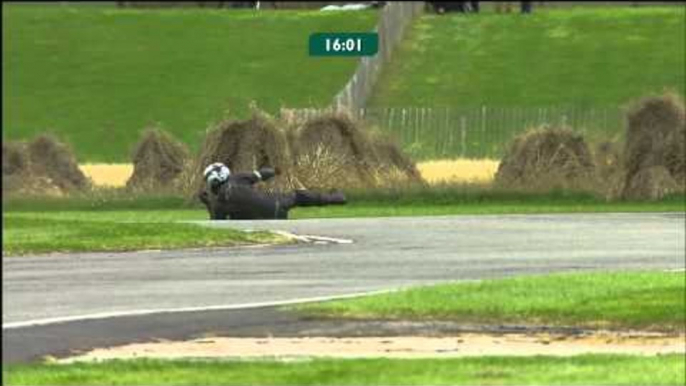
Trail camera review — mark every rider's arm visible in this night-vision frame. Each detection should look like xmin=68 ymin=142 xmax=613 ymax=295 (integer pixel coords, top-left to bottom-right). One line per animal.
xmin=231 ymin=167 xmax=277 ymax=185
xmin=255 ymin=167 xmax=276 ymax=182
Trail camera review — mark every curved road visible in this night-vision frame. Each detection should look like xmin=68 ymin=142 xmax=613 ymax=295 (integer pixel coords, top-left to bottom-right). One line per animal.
xmin=3 ymin=213 xmax=685 ymax=362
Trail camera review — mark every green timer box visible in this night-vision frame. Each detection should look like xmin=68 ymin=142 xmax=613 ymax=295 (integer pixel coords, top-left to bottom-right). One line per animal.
xmin=309 ymin=33 xmax=379 ymax=57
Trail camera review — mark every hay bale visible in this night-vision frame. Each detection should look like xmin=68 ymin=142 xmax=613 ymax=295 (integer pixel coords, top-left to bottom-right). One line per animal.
xmin=293 ymin=113 xmax=424 ymax=189
xmin=368 ymin=132 xmax=425 ymax=184
xmin=294 ymin=114 xmax=374 ymax=189
xmin=624 ymin=92 xmax=686 ymax=177
xmin=622 ymin=92 xmax=686 ymax=199
xmin=188 ymin=110 xmax=424 ymax=195
xmin=191 ymin=114 xmax=290 ymax=193
xmin=593 ymin=139 xmax=625 ymax=200
xmin=127 ymin=127 xmax=189 ymax=191
xmin=2 ymin=141 xmax=29 ymax=177
xmin=3 ymin=136 xmax=83 ymax=196
xmin=290 ymin=143 xmax=360 ymax=190
xmin=665 ymin=123 xmax=686 ymax=185
xmin=297 ymin=114 xmax=375 ymax=161
xmin=2 ymin=141 xmax=30 ymax=193
xmin=26 ymin=134 xmax=90 ymax=192
xmin=623 ymin=166 xmax=679 ymax=200
xmin=594 ymin=140 xmax=622 ymax=178
xmin=495 ymin=126 xmax=595 ymax=190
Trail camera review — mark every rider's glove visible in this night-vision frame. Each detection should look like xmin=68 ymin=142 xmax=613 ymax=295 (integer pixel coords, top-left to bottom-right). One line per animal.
xmin=255 ymin=167 xmax=276 ymax=181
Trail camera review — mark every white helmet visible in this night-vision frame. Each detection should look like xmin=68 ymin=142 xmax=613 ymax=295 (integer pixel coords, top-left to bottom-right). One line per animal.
xmin=203 ymin=162 xmax=231 ymax=186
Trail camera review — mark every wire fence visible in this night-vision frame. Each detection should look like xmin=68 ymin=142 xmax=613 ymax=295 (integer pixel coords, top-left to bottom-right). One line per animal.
xmin=290 ymin=105 xmax=627 ymax=160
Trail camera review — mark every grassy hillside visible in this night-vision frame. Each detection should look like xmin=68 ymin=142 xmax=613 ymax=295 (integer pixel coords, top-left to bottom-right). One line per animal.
xmin=369 ymin=7 xmax=685 ymax=108
xmin=2 ymin=4 xmax=377 ymax=162
xmin=363 ymin=6 xmax=685 ymax=159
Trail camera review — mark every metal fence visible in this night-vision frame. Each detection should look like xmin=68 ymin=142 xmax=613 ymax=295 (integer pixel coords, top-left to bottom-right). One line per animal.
xmin=289 ymin=105 xmax=626 ymax=160
xmin=332 ymin=2 xmax=425 ymax=115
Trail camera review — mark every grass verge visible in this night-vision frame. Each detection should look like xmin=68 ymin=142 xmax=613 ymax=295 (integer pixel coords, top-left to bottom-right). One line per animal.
xmin=1 ymin=215 xmax=285 ymax=256
xmin=3 ymin=188 xmax=685 ymax=215
xmin=291 ymin=188 xmax=685 ymax=218
xmin=4 ymin=355 xmax=685 ymax=386
xmin=293 ymin=271 xmax=686 ymax=332
xmin=3 ymin=189 xmax=682 ymax=254
xmin=3 ymin=199 xmax=684 ymax=224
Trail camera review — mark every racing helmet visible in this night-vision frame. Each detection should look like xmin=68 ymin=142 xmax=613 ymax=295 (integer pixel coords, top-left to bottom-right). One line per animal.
xmin=203 ymin=162 xmax=231 ymax=189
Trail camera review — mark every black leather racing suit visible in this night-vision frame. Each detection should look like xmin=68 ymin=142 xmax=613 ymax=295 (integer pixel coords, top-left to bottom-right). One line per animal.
xmin=199 ymin=167 xmax=346 ymax=220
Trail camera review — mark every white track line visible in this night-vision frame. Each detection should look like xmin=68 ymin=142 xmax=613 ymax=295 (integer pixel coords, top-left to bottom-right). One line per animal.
xmin=272 ymin=231 xmax=354 ymax=244
xmin=2 ymin=290 xmax=395 ymax=330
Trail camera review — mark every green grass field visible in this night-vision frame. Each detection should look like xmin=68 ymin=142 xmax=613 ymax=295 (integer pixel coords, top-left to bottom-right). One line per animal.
xmin=2 ymin=4 xmax=377 ymax=162
xmin=370 ymin=7 xmax=685 ymax=109
xmin=4 ymin=355 xmax=685 ymax=386
xmin=5 ymin=5 xmax=685 ymax=162
xmin=295 ymin=271 xmax=686 ymax=332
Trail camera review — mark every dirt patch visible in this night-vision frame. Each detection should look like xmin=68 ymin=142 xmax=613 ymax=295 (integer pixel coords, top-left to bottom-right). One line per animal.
xmin=79 ymin=164 xmax=133 ymax=187
xmin=622 ymin=92 xmax=686 ymax=200
xmin=126 ymin=127 xmax=189 ymax=192
xmin=494 ymin=126 xmax=595 ymax=191
xmin=59 ymin=332 xmax=685 ymax=362
xmin=418 ymin=159 xmax=500 ymax=183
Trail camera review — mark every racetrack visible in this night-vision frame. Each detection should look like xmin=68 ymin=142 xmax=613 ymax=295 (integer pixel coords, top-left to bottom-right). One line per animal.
xmin=3 ymin=213 xmax=685 ymax=362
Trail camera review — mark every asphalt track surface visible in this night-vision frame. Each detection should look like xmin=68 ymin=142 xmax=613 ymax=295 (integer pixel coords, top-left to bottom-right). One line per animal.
xmin=3 ymin=213 xmax=685 ymax=363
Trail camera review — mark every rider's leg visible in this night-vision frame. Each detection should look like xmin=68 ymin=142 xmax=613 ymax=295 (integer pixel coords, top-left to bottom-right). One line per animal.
xmin=293 ymin=189 xmax=347 ymax=207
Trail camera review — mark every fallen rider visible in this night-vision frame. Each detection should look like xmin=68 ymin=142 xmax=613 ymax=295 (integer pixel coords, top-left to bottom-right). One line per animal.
xmin=198 ymin=162 xmax=347 ymax=220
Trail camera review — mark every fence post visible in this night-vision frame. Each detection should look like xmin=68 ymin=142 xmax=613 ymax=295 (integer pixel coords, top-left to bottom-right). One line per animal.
xmin=331 ymin=2 xmax=425 ymax=115
xmin=460 ymin=116 xmax=467 ymax=158
xmin=481 ymin=105 xmax=486 ymax=136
